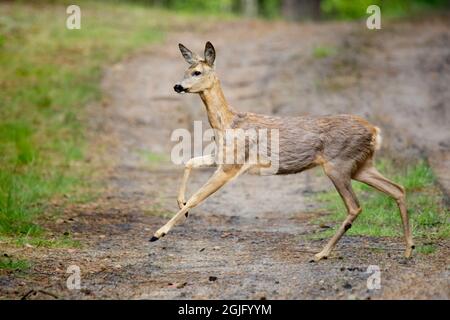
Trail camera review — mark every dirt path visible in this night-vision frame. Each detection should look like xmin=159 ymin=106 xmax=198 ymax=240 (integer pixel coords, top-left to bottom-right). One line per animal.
xmin=1 ymin=17 xmax=449 ymax=300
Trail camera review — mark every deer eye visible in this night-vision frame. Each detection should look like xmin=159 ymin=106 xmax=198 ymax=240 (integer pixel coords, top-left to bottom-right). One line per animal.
xmin=192 ymin=71 xmax=202 ymax=76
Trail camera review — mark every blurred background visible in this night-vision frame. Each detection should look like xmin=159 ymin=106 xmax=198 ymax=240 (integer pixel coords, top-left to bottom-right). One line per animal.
xmin=96 ymin=0 xmax=450 ymax=20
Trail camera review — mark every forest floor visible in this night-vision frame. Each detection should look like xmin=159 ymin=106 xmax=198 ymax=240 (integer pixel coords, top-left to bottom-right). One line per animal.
xmin=1 ymin=15 xmax=449 ymax=299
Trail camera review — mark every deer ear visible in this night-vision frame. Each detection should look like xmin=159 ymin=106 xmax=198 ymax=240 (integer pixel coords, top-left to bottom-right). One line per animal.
xmin=179 ymin=43 xmax=200 ymax=65
xmin=204 ymin=41 xmax=216 ymax=66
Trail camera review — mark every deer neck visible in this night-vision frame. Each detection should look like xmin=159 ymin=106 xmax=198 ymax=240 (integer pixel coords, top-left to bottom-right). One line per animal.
xmin=199 ymin=79 xmax=234 ymax=131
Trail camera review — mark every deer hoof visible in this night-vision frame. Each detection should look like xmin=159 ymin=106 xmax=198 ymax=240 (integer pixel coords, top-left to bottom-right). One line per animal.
xmin=183 ymin=203 xmax=189 ymax=217
xmin=404 ymin=245 xmax=414 ymax=258
xmin=177 ymin=200 xmax=186 ymax=210
xmin=149 ymin=232 xmax=166 ymax=242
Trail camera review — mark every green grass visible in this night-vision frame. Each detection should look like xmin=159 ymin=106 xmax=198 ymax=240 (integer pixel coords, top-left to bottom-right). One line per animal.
xmin=137 ymin=150 xmax=171 ymax=167
xmin=312 ymin=46 xmax=337 ymax=59
xmin=144 ymin=203 xmax=172 ymax=219
xmin=312 ymin=159 xmax=449 ymax=242
xmin=0 ymin=1 xmax=177 ymax=244
xmin=415 ymin=244 xmax=437 ymax=255
xmin=0 ymin=255 xmax=30 ymax=272
xmin=13 ymin=235 xmax=81 ymax=249
xmin=321 ymin=0 xmax=450 ymax=20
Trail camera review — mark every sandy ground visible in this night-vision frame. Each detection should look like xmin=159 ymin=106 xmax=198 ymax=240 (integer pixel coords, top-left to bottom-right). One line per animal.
xmin=1 ymin=16 xmax=449 ymax=299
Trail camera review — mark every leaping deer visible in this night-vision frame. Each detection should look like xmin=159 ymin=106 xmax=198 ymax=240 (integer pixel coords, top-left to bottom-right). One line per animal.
xmin=150 ymin=41 xmax=414 ymax=261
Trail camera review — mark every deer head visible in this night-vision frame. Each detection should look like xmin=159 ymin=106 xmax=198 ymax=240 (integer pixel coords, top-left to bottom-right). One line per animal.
xmin=174 ymin=41 xmax=216 ymax=94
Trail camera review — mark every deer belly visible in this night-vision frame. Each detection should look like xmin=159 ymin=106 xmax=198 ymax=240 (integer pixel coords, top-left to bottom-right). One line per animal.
xmin=275 ymin=138 xmax=321 ymax=175
xmin=276 ymin=153 xmax=318 ymax=174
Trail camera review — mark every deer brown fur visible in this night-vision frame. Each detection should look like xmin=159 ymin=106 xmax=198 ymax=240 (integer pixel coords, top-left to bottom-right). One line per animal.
xmin=150 ymin=41 xmax=414 ymax=261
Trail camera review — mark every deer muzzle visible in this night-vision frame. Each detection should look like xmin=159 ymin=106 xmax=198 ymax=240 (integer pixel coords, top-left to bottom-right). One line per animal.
xmin=174 ymin=84 xmax=186 ymax=93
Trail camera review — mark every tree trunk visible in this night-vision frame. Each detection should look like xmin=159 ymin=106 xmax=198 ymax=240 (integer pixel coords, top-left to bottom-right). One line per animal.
xmin=242 ymin=0 xmax=258 ymax=17
xmin=282 ymin=0 xmax=321 ymax=21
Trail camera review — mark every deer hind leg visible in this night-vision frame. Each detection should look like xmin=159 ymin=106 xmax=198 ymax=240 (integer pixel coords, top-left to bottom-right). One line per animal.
xmin=177 ymin=154 xmax=216 ymax=211
xmin=150 ymin=164 xmax=244 ymax=242
xmin=353 ymin=161 xmax=414 ymax=258
xmin=314 ymin=163 xmax=362 ymax=261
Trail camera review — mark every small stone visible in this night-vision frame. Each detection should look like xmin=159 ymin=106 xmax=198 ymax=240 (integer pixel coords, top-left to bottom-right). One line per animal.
xmin=343 ymin=282 xmax=352 ymax=289
xmin=176 ymin=282 xmax=187 ymax=289
xmin=209 ymin=276 xmax=218 ymax=282
xmin=168 ymin=282 xmax=187 ymax=289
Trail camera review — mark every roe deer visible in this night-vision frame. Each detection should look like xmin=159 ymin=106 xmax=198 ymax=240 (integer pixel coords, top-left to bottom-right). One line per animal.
xmin=150 ymin=41 xmax=414 ymax=261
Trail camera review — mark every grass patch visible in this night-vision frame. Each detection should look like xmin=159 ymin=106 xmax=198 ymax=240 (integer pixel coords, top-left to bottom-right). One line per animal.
xmin=312 ymin=46 xmax=337 ymax=59
xmin=321 ymin=0 xmax=450 ymax=20
xmin=0 ymin=0 xmax=177 ymax=242
xmin=312 ymin=159 xmax=449 ymax=241
xmin=13 ymin=235 xmax=81 ymax=249
xmin=415 ymin=244 xmax=437 ymax=255
xmin=0 ymin=255 xmax=30 ymax=272
xmin=144 ymin=203 xmax=173 ymax=219
xmin=0 ymin=233 xmax=81 ymax=250
xmin=137 ymin=150 xmax=170 ymax=167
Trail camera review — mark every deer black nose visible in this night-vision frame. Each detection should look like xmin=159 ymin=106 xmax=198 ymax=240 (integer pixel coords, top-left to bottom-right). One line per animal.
xmin=174 ymin=84 xmax=184 ymax=93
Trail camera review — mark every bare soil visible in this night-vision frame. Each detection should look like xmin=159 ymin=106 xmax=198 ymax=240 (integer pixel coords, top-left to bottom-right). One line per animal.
xmin=1 ymin=16 xmax=449 ymax=300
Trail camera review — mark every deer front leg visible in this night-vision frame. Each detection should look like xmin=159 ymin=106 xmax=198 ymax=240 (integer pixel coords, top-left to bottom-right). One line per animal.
xmin=177 ymin=154 xmax=216 ymax=210
xmin=150 ymin=164 xmax=243 ymax=242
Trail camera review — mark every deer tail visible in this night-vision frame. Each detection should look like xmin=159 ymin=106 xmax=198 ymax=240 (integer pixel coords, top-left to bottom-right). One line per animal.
xmin=373 ymin=126 xmax=382 ymax=151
